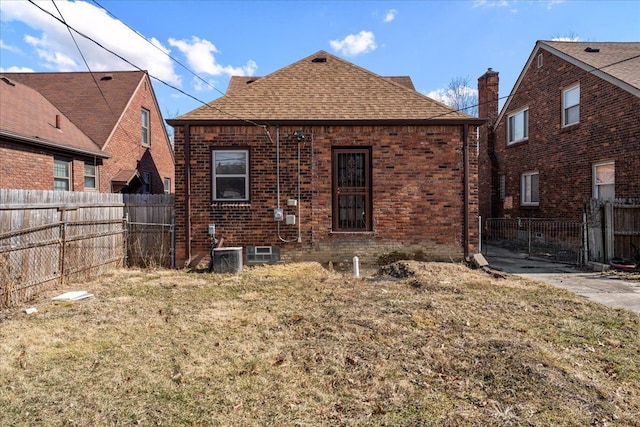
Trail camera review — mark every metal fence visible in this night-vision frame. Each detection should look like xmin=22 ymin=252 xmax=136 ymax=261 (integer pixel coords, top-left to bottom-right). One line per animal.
xmin=0 ymin=219 xmax=126 ymax=308
xmin=482 ymin=218 xmax=584 ymax=264
xmin=0 ymin=190 xmax=174 ymax=309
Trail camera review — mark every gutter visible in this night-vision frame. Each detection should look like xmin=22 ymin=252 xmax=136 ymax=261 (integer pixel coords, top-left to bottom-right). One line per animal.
xmin=184 ymin=124 xmax=192 ymax=267
xmin=463 ymin=123 xmax=470 ymax=262
xmin=0 ymin=129 xmax=109 ymax=159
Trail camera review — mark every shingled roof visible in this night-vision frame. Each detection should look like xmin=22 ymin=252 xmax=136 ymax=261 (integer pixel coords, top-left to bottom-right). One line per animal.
xmin=3 ymin=70 xmax=147 ymax=148
xmin=0 ymin=76 xmax=107 ymax=158
xmin=541 ymin=41 xmax=640 ymax=92
xmin=172 ymin=50 xmax=475 ymax=124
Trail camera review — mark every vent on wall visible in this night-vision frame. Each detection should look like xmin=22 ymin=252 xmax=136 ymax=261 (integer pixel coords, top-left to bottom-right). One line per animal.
xmin=537 ymin=53 xmax=543 ymax=68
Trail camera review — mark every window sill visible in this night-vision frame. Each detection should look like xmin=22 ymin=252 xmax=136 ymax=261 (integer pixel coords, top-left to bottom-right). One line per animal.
xmin=506 ymin=139 xmax=528 ymax=148
xmin=329 ymin=230 xmax=376 ymax=235
xmin=520 ymin=204 xmax=539 ymax=208
xmin=560 ymin=123 xmax=579 ymax=133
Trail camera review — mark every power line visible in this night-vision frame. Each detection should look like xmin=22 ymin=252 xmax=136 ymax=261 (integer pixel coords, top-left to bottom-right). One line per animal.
xmin=26 ymin=0 xmax=267 ymax=130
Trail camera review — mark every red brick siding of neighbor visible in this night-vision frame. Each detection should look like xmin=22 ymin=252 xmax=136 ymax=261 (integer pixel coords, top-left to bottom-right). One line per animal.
xmin=100 ymin=77 xmax=174 ymax=194
xmin=0 ymin=140 xmax=95 ymax=191
xmin=173 ymin=124 xmax=478 ymax=266
xmin=483 ymin=50 xmax=640 ymax=222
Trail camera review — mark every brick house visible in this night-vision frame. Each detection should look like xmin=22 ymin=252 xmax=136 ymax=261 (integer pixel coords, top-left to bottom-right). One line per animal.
xmin=478 ymin=41 xmax=640 ymax=222
xmin=1 ymin=71 xmax=174 ymax=193
xmin=167 ymin=50 xmax=483 ymax=267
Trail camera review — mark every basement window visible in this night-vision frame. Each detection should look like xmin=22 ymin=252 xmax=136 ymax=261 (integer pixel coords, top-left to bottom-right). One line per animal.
xmin=246 ymin=246 xmax=280 ymax=263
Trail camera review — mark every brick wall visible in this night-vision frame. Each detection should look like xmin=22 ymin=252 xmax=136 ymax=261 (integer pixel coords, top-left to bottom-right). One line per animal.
xmin=481 ymin=49 xmax=640 ymax=221
xmin=172 ymin=123 xmax=478 ymax=267
xmin=100 ymin=75 xmax=174 ymax=194
xmin=0 ymin=139 xmax=95 ymax=191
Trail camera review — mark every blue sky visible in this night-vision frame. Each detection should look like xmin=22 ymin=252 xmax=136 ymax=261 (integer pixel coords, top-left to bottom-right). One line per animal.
xmin=1 ymin=0 xmax=639 ymax=120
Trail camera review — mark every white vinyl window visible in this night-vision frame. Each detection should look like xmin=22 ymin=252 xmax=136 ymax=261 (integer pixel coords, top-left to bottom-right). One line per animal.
xmin=163 ymin=177 xmax=171 ymax=194
xmin=562 ymin=84 xmax=580 ymax=126
xmin=593 ymin=161 xmax=615 ymax=201
xmin=507 ymin=108 xmax=529 ymax=144
xmin=54 ymin=158 xmax=71 ymax=191
xmin=141 ymin=108 xmax=150 ymax=146
xmin=212 ymin=150 xmax=249 ymax=201
xmin=84 ymin=163 xmax=97 ymax=190
xmin=521 ymin=172 xmax=539 ymax=206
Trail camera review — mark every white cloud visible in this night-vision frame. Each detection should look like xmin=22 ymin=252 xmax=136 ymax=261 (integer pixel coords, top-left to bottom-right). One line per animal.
xmin=0 ymin=65 xmax=34 ymax=72
xmin=168 ymin=36 xmax=258 ymax=84
xmin=0 ymin=39 xmax=22 ymax=54
xmin=0 ymin=0 xmax=181 ymax=83
xmin=426 ymin=86 xmax=478 ymax=109
xmin=384 ymin=9 xmax=398 ymax=23
xmin=473 ymin=0 xmax=509 ymax=8
xmin=552 ymin=36 xmax=581 ymax=42
xmin=329 ymin=31 xmax=377 ymax=56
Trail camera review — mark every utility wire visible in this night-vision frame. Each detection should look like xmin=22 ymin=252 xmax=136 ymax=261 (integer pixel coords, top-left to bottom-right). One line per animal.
xmin=89 ymin=0 xmax=226 ymax=99
xmin=27 ymin=0 xmax=267 ymax=130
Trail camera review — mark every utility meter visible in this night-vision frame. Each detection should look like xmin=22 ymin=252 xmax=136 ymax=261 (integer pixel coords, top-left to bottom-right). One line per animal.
xmin=274 ymin=208 xmax=284 ymax=221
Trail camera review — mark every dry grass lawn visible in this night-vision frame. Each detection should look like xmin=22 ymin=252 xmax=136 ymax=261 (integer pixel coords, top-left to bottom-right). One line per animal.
xmin=1 ymin=261 xmax=639 ymax=426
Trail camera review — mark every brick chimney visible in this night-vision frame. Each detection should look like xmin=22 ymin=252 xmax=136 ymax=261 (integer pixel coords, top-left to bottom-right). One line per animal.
xmin=477 ymin=68 xmax=499 ymax=222
xmin=478 ymin=68 xmax=499 ymax=125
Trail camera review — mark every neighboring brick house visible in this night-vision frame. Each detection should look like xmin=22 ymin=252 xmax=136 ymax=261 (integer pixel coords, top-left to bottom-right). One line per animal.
xmin=1 ymin=71 xmax=174 ymax=193
xmin=167 ymin=50 xmax=483 ymax=267
xmin=478 ymin=41 xmax=640 ymax=222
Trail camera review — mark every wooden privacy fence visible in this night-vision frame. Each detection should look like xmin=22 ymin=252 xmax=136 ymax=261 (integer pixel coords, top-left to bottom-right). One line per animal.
xmin=586 ymin=199 xmax=640 ymax=263
xmin=0 ymin=190 xmax=174 ymax=309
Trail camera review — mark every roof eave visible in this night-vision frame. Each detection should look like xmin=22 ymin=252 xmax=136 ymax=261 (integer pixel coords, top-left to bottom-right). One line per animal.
xmin=166 ymin=118 xmax=485 ymax=127
xmin=0 ymin=129 xmax=110 ymax=159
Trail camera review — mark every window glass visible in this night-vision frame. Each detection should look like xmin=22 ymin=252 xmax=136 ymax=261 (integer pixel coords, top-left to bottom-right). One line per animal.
xmin=163 ymin=177 xmax=171 ymax=194
xmin=594 ymin=162 xmax=615 ymax=200
xmin=54 ymin=158 xmax=70 ymax=191
xmin=521 ymin=172 xmax=539 ymax=205
xmin=563 ymin=85 xmax=580 ymax=126
xmin=508 ymin=109 xmax=528 ymax=143
xmin=212 ymin=150 xmax=249 ymax=201
xmin=142 ymin=171 xmax=151 ymax=194
xmin=141 ymin=109 xmax=150 ymax=145
xmin=332 ymin=148 xmax=372 ymax=231
xmin=84 ymin=163 xmax=97 ymax=189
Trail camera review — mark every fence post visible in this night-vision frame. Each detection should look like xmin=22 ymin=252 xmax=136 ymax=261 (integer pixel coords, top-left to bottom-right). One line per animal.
xmin=604 ymin=202 xmax=614 ymax=262
xmin=527 ymin=218 xmax=532 ymax=258
xmin=478 ymin=216 xmax=482 ymax=254
xmin=59 ymin=209 xmax=67 ymax=285
xmin=123 ymin=213 xmax=129 ymax=268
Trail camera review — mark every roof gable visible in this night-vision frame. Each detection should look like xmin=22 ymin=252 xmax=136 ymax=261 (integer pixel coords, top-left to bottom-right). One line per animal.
xmin=3 ymin=70 xmax=145 ymax=148
xmin=497 ymin=41 xmax=640 ymax=125
xmin=0 ymin=76 xmax=106 ymax=157
xmin=177 ymin=50 xmax=472 ymax=123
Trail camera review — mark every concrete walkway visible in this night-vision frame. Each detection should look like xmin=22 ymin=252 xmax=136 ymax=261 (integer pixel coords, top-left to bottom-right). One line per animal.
xmin=483 ymin=245 xmax=640 ymax=313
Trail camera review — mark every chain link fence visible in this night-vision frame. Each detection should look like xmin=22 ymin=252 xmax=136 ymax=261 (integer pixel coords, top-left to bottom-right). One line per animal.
xmin=482 ymin=218 xmax=584 ymax=264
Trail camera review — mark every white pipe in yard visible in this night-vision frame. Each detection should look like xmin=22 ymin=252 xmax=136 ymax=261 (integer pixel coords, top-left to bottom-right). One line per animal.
xmin=353 ymin=256 xmax=360 ymax=278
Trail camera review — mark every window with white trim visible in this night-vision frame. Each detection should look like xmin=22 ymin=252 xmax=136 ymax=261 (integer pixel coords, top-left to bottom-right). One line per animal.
xmin=521 ymin=172 xmax=539 ymax=206
xmin=84 ymin=162 xmax=97 ymax=190
xmin=593 ymin=161 xmax=615 ymax=200
xmin=507 ymin=108 xmax=529 ymax=144
xmin=163 ymin=177 xmax=171 ymax=194
xmin=562 ymin=84 xmax=579 ymax=126
xmin=141 ymin=108 xmax=150 ymax=146
xmin=54 ymin=158 xmax=71 ymax=191
xmin=212 ymin=150 xmax=249 ymax=201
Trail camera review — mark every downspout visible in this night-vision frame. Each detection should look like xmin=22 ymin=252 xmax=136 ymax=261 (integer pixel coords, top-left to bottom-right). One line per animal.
xmin=184 ymin=124 xmax=192 ymax=266
xmin=463 ymin=123 xmax=470 ymax=261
